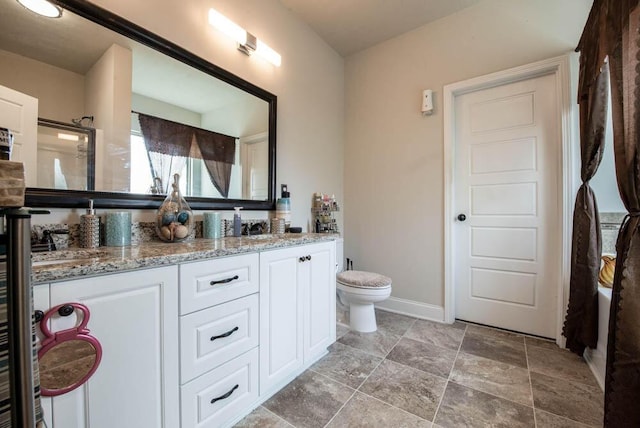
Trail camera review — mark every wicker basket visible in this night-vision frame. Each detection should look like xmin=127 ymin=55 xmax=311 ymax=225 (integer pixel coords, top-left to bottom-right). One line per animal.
xmin=0 ymin=160 xmax=25 ymax=207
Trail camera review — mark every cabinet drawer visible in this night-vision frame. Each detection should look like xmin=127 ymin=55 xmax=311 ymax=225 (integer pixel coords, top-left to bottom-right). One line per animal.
xmin=180 ymin=253 xmax=259 ymax=314
xmin=181 ymin=348 xmax=258 ymax=428
xmin=180 ymin=294 xmax=259 ymax=383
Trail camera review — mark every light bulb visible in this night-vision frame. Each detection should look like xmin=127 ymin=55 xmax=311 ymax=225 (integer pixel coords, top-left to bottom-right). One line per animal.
xmin=16 ymin=0 xmax=62 ymax=18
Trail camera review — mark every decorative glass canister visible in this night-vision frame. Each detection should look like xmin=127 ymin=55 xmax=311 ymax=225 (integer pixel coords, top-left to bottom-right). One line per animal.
xmin=155 ymin=174 xmax=194 ymax=242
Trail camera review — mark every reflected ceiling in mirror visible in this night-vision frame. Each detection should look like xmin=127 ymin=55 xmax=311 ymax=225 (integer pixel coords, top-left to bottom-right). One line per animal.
xmin=0 ymin=0 xmax=276 ymax=209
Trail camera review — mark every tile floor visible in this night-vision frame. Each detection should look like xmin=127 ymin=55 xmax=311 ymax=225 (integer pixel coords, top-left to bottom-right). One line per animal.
xmin=235 ymin=310 xmax=603 ymax=427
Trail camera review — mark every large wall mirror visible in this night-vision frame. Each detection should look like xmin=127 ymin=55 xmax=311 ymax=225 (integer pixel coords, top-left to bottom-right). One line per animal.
xmin=0 ymin=0 xmax=276 ymax=210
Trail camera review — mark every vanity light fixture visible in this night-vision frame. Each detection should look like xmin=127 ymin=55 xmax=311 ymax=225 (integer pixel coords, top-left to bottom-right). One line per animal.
xmin=16 ymin=0 xmax=62 ymax=18
xmin=208 ymin=8 xmax=281 ymax=67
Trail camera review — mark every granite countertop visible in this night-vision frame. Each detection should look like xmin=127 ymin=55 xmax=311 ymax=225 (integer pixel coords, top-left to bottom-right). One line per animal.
xmin=31 ymin=233 xmax=338 ymax=284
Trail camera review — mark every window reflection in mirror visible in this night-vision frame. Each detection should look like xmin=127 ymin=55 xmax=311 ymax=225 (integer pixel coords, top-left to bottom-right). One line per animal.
xmin=0 ymin=0 xmax=271 ymax=201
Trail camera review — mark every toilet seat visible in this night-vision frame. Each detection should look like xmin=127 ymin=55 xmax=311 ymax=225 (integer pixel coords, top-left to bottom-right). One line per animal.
xmin=336 ymin=270 xmax=392 ymax=333
xmin=336 ymin=270 xmax=391 ymax=289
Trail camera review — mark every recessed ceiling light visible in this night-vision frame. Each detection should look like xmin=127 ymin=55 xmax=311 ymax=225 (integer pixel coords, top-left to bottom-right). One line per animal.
xmin=16 ymin=0 xmax=62 ymax=18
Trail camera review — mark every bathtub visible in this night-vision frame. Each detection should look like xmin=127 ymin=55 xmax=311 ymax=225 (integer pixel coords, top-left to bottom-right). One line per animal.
xmin=584 ymin=286 xmax=612 ymax=390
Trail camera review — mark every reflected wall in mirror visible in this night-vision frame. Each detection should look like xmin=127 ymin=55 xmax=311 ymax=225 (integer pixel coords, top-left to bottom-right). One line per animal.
xmin=0 ymin=0 xmax=276 ymax=209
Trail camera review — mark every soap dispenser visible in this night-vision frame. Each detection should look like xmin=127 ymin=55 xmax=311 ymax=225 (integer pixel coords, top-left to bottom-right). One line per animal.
xmin=80 ymin=199 xmax=100 ymax=248
xmin=233 ymin=207 xmax=243 ymax=237
xmin=275 ymin=184 xmax=291 ymax=231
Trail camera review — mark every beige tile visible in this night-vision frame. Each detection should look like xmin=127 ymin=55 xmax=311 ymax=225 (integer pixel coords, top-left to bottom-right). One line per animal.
xmin=336 ymin=324 xmax=350 ymax=340
xmin=359 ymin=359 xmax=447 ymax=421
xmin=234 ymin=406 xmax=293 ymax=427
xmin=534 ymin=409 xmax=595 ymax=427
xmin=434 ymin=381 xmax=535 ymax=428
xmin=386 ymin=337 xmax=456 ymax=378
xmin=405 ymin=319 xmax=466 ymax=351
xmin=527 ymin=344 xmax=599 ymax=387
xmin=375 ymin=309 xmax=416 ymax=336
xmin=264 ymin=371 xmax=354 ymax=428
xmin=311 ymin=342 xmax=382 ymax=388
xmin=465 ymin=324 xmax=525 ymax=343
xmin=530 ymin=371 xmax=603 ymax=426
xmin=524 ymin=336 xmax=559 ymax=351
xmin=327 ymin=392 xmax=431 ymax=428
xmin=461 ymin=328 xmax=527 ymax=368
xmin=450 ymin=352 xmax=532 ymax=406
xmin=337 ymin=329 xmax=401 ymax=357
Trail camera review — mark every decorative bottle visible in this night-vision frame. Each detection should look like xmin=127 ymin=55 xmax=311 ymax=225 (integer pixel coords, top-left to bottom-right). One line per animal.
xmin=233 ymin=207 xmax=243 ymax=237
xmin=80 ymin=199 xmax=100 ymax=248
xmin=155 ymin=174 xmax=194 ymax=242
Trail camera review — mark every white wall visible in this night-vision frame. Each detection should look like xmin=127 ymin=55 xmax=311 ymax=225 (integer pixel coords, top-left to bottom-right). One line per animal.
xmin=131 ymin=93 xmax=202 ymax=131
xmin=344 ymin=0 xmax=592 ymax=309
xmin=39 ymin=0 xmax=343 ymax=231
xmin=85 ymin=44 xmax=133 ymax=193
xmin=0 ymin=49 xmax=85 ymax=122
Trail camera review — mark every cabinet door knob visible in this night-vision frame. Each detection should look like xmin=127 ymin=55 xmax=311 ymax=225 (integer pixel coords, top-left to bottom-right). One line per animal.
xmin=210 ymin=384 xmax=239 ymax=404
xmin=457 ymin=214 xmax=467 ymax=222
xmin=34 ymin=310 xmax=44 ymax=323
xmin=299 ymin=257 xmax=306 ymax=262
xmin=58 ymin=304 xmax=74 ymax=317
xmin=210 ymin=275 xmax=239 ymax=286
xmin=210 ymin=326 xmax=239 ymax=342
xmin=305 ymin=255 xmax=311 ymax=261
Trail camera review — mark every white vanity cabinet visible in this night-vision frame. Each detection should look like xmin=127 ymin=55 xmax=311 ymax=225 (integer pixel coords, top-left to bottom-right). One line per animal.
xmin=179 ymin=254 xmax=260 ymax=428
xmin=259 ymin=241 xmax=336 ymax=395
xmin=32 ymin=238 xmax=336 ymax=428
xmin=40 ymin=266 xmax=180 ymax=428
xmin=33 ymin=283 xmax=53 ymax=428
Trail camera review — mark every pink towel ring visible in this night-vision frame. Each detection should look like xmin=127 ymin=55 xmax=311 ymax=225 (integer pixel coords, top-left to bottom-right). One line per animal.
xmin=38 ymin=303 xmax=103 ymax=396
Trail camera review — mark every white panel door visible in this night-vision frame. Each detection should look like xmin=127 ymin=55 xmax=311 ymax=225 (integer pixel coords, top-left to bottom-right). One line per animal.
xmin=454 ymin=73 xmax=560 ymax=337
xmin=48 ymin=266 xmax=179 ymax=428
xmin=259 ymin=247 xmax=303 ymax=395
xmin=0 ymin=84 xmax=38 ymax=186
xmin=302 ymin=242 xmax=336 ymax=364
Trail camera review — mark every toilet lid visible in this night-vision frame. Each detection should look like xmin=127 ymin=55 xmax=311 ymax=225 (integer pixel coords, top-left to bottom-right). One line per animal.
xmin=336 ymin=270 xmax=392 ymax=289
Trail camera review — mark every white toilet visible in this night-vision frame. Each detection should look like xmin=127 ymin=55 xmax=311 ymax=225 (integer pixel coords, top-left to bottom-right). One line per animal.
xmin=336 ymin=270 xmax=392 ymax=333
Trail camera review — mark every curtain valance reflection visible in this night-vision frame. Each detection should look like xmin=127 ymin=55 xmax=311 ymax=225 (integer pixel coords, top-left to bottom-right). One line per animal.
xmin=137 ymin=113 xmax=236 ymax=197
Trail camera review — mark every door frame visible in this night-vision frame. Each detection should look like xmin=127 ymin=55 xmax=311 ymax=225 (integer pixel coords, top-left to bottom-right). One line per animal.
xmin=443 ymin=54 xmax=578 ymax=345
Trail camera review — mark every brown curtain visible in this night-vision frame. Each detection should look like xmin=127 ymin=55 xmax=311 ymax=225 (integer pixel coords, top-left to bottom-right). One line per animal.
xmin=138 ymin=113 xmax=194 ymax=157
xmin=576 ymin=0 xmax=640 ymax=426
xmin=562 ymin=66 xmax=609 ymax=355
xmin=193 ymin=128 xmax=236 ymax=198
xmin=137 ymin=113 xmax=236 ymax=196
xmin=603 ymin=3 xmax=640 ymax=427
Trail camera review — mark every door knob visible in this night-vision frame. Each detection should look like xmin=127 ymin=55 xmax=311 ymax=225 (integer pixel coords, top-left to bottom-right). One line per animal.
xmin=457 ymin=214 xmax=467 ymax=222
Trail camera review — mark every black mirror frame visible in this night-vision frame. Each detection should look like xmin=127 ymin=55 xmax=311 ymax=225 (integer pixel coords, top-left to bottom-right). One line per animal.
xmin=26 ymin=0 xmax=277 ymax=211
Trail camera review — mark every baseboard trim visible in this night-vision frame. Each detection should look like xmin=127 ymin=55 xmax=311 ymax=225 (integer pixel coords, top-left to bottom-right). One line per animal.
xmin=375 ymin=297 xmax=445 ymax=323
xmin=584 ymin=348 xmax=606 ymax=391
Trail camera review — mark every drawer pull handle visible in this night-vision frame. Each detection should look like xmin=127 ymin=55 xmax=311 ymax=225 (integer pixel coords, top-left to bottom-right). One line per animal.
xmin=210 ymin=275 xmax=239 ymax=286
xmin=210 ymin=384 xmax=239 ymax=404
xmin=210 ymin=326 xmax=239 ymax=342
